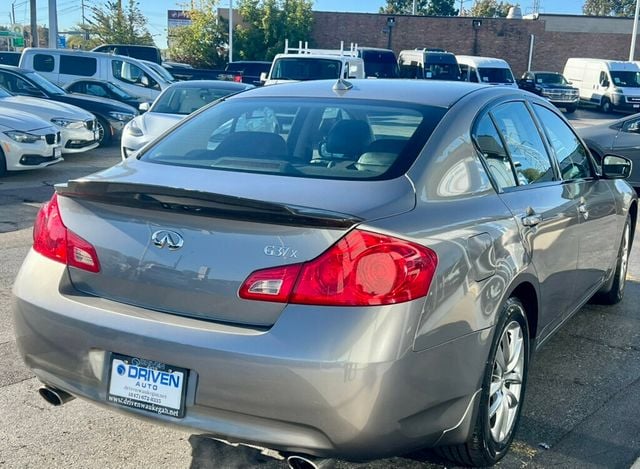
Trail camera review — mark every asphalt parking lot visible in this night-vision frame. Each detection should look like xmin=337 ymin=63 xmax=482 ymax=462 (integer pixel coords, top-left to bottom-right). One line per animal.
xmin=1 ymin=108 xmax=639 ymax=468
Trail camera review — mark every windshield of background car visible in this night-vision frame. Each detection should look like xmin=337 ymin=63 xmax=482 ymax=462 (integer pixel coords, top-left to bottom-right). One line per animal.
xmin=150 ymin=86 xmax=239 ymax=115
xmin=139 ymin=97 xmax=446 ymax=180
xmin=361 ymin=51 xmax=399 ymax=78
xmin=25 ymin=71 xmax=66 ymax=95
xmin=536 ymin=73 xmax=568 ymax=85
xmin=424 ymin=60 xmax=461 ymax=80
xmin=478 ymin=67 xmax=514 ymax=84
xmin=610 ymin=71 xmax=640 ymax=87
xmin=270 ymin=58 xmax=342 ymax=80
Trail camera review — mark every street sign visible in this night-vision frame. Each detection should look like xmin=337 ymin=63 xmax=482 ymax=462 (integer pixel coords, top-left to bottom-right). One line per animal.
xmin=57 ymin=35 xmax=66 ymax=48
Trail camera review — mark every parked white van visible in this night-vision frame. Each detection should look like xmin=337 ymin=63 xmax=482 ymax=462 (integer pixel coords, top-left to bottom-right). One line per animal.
xmin=456 ymin=55 xmax=517 ymax=87
xmin=262 ymin=41 xmax=365 ymax=86
xmin=563 ymin=58 xmax=640 ymax=113
xmin=19 ymin=48 xmax=171 ymax=101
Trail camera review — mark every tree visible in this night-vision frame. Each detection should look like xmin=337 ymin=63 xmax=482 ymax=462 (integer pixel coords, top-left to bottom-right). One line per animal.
xmin=234 ymin=0 xmax=314 ymax=61
xmin=167 ymin=0 xmax=229 ymax=68
xmin=380 ymin=0 xmax=458 ymax=16
xmin=469 ymin=0 xmax=515 ymax=17
xmin=583 ymin=0 xmax=636 ymax=16
xmin=85 ymin=0 xmax=154 ymax=45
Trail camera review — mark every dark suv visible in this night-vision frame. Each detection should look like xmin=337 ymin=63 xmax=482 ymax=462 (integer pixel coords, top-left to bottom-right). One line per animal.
xmin=518 ymin=71 xmax=579 ymax=113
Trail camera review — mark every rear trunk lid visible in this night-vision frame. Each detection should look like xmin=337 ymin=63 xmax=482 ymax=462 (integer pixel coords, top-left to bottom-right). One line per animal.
xmin=56 ymin=162 xmax=416 ymax=327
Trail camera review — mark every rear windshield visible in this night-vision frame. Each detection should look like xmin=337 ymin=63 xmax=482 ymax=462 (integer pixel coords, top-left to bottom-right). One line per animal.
xmin=270 ymin=58 xmax=342 ymax=80
xmin=140 ymin=97 xmax=446 ymax=180
xmin=478 ymin=67 xmax=514 ymax=84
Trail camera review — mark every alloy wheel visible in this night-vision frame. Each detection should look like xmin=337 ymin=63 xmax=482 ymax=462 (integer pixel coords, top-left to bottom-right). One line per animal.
xmin=489 ymin=317 xmax=524 ymax=443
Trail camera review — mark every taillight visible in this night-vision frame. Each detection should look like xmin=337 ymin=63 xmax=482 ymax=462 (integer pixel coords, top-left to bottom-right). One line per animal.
xmin=233 ymin=75 xmax=243 ymax=83
xmin=33 ymin=193 xmax=101 ymax=273
xmin=239 ymin=230 xmax=437 ymax=306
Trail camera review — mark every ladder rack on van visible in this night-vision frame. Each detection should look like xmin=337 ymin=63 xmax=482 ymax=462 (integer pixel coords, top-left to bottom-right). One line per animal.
xmin=283 ymin=39 xmax=359 ymax=57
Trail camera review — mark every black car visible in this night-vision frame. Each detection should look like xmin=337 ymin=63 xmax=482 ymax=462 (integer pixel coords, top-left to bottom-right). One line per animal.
xmin=225 ymin=61 xmax=272 ymax=86
xmin=63 ymin=79 xmax=145 ymax=110
xmin=518 ymin=71 xmax=580 ymax=113
xmin=0 ymin=65 xmax=137 ymax=145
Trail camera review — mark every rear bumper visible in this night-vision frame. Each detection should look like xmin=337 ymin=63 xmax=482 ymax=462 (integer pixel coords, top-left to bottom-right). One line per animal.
xmin=13 ymin=251 xmax=492 ymax=460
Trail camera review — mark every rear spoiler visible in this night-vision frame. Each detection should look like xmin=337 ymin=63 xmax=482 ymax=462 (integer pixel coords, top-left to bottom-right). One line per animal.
xmin=56 ymin=180 xmax=362 ymax=229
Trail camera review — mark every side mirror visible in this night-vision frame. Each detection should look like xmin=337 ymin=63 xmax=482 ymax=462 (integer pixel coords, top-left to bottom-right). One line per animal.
xmin=601 ymin=79 xmax=610 ymax=88
xmin=259 ymin=72 xmax=267 ymax=83
xmin=601 ymin=154 xmax=632 ymax=179
xmin=138 ymin=102 xmax=151 ymax=113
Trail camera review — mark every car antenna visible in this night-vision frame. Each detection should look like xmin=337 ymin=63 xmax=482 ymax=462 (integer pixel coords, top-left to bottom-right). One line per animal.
xmin=332 ymin=78 xmax=353 ymax=93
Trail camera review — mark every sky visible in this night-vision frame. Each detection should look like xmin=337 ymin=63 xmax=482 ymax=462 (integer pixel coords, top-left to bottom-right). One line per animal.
xmin=3 ymin=0 xmax=586 ymax=49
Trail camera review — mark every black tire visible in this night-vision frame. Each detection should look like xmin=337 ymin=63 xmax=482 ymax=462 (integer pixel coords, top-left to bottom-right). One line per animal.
xmin=593 ymin=217 xmax=631 ymax=305
xmin=600 ymin=97 xmax=612 ymax=114
xmin=0 ymin=147 xmax=6 ymax=177
xmin=95 ymin=117 xmax=112 ymax=147
xmin=437 ymin=297 xmax=530 ymax=467
xmin=565 ymin=104 xmax=577 ymax=114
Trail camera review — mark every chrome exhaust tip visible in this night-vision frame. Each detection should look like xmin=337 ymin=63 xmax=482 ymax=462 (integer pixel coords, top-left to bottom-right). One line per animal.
xmin=286 ymin=455 xmax=335 ymax=469
xmin=38 ymin=386 xmax=75 ymax=406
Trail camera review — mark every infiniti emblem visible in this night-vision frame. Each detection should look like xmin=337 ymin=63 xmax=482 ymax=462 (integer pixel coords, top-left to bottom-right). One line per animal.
xmin=151 ymin=230 xmax=184 ymax=250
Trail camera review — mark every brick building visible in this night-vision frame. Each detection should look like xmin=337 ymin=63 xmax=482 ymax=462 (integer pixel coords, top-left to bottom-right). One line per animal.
xmin=310 ymin=12 xmax=640 ymax=77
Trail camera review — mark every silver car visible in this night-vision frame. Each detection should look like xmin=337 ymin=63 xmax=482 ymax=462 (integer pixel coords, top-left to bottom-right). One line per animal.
xmin=12 ymin=80 xmax=637 ymax=467
xmin=578 ymin=112 xmax=640 ymax=188
xmin=0 ymin=107 xmax=62 ymax=174
xmin=0 ymin=86 xmax=98 ymax=154
xmin=121 ymin=80 xmax=253 ymax=159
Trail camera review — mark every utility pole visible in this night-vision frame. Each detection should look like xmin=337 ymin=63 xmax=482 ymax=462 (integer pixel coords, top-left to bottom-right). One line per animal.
xmin=11 ymin=2 xmax=16 ymax=24
xmin=228 ymin=0 xmax=233 ymax=63
xmin=48 ymin=0 xmax=58 ymax=48
xmin=631 ymin=0 xmax=640 ymax=61
xmin=29 ymin=0 xmax=38 ymax=47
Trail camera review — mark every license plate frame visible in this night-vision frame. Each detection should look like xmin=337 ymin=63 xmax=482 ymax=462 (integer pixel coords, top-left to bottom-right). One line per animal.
xmin=107 ymin=353 xmax=188 ymax=418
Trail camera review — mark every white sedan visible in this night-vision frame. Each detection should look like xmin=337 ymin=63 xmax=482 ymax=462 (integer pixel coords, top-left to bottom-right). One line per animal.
xmin=0 ymin=86 xmax=98 ymax=154
xmin=0 ymin=107 xmax=62 ymax=175
xmin=121 ymin=80 xmax=253 ymax=159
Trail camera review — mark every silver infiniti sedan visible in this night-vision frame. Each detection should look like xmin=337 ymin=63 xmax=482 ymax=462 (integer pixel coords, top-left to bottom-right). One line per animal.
xmin=12 ymin=80 xmax=637 ymax=467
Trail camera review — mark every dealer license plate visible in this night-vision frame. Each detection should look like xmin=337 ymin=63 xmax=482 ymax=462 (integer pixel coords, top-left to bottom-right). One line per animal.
xmin=107 ymin=353 xmax=188 ymax=418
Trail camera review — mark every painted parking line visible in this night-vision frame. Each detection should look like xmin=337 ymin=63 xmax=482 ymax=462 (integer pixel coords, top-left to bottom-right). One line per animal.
xmin=630 ymin=457 xmax=640 ymax=469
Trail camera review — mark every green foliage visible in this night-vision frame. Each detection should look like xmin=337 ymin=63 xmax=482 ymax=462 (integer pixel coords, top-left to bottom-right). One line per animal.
xmin=469 ymin=0 xmax=515 ymax=17
xmin=234 ymin=0 xmax=314 ymax=61
xmin=583 ymin=0 xmax=637 ymax=16
xmin=167 ymin=0 xmax=229 ymax=68
xmin=85 ymin=0 xmax=154 ymax=45
xmin=380 ymin=0 xmax=458 ymax=16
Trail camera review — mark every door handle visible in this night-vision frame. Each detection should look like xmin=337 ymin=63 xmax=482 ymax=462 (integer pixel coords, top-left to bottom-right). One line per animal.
xmin=522 ymin=214 xmax=543 ymax=227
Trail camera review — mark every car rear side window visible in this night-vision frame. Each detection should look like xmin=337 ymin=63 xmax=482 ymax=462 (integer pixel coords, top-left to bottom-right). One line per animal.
xmin=532 ymin=104 xmax=592 ymax=180
xmin=474 ymin=114 xmax=518 ymax=190
xmin=490 ymin=102 xmax=555 ymax=186
xmin=60 ymin=56 xmax=97 ymax=76
xmin=140 ymin=97 xmax=446 ymax=180
xmin=33 ymin=54 xmax=54 ymax=72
